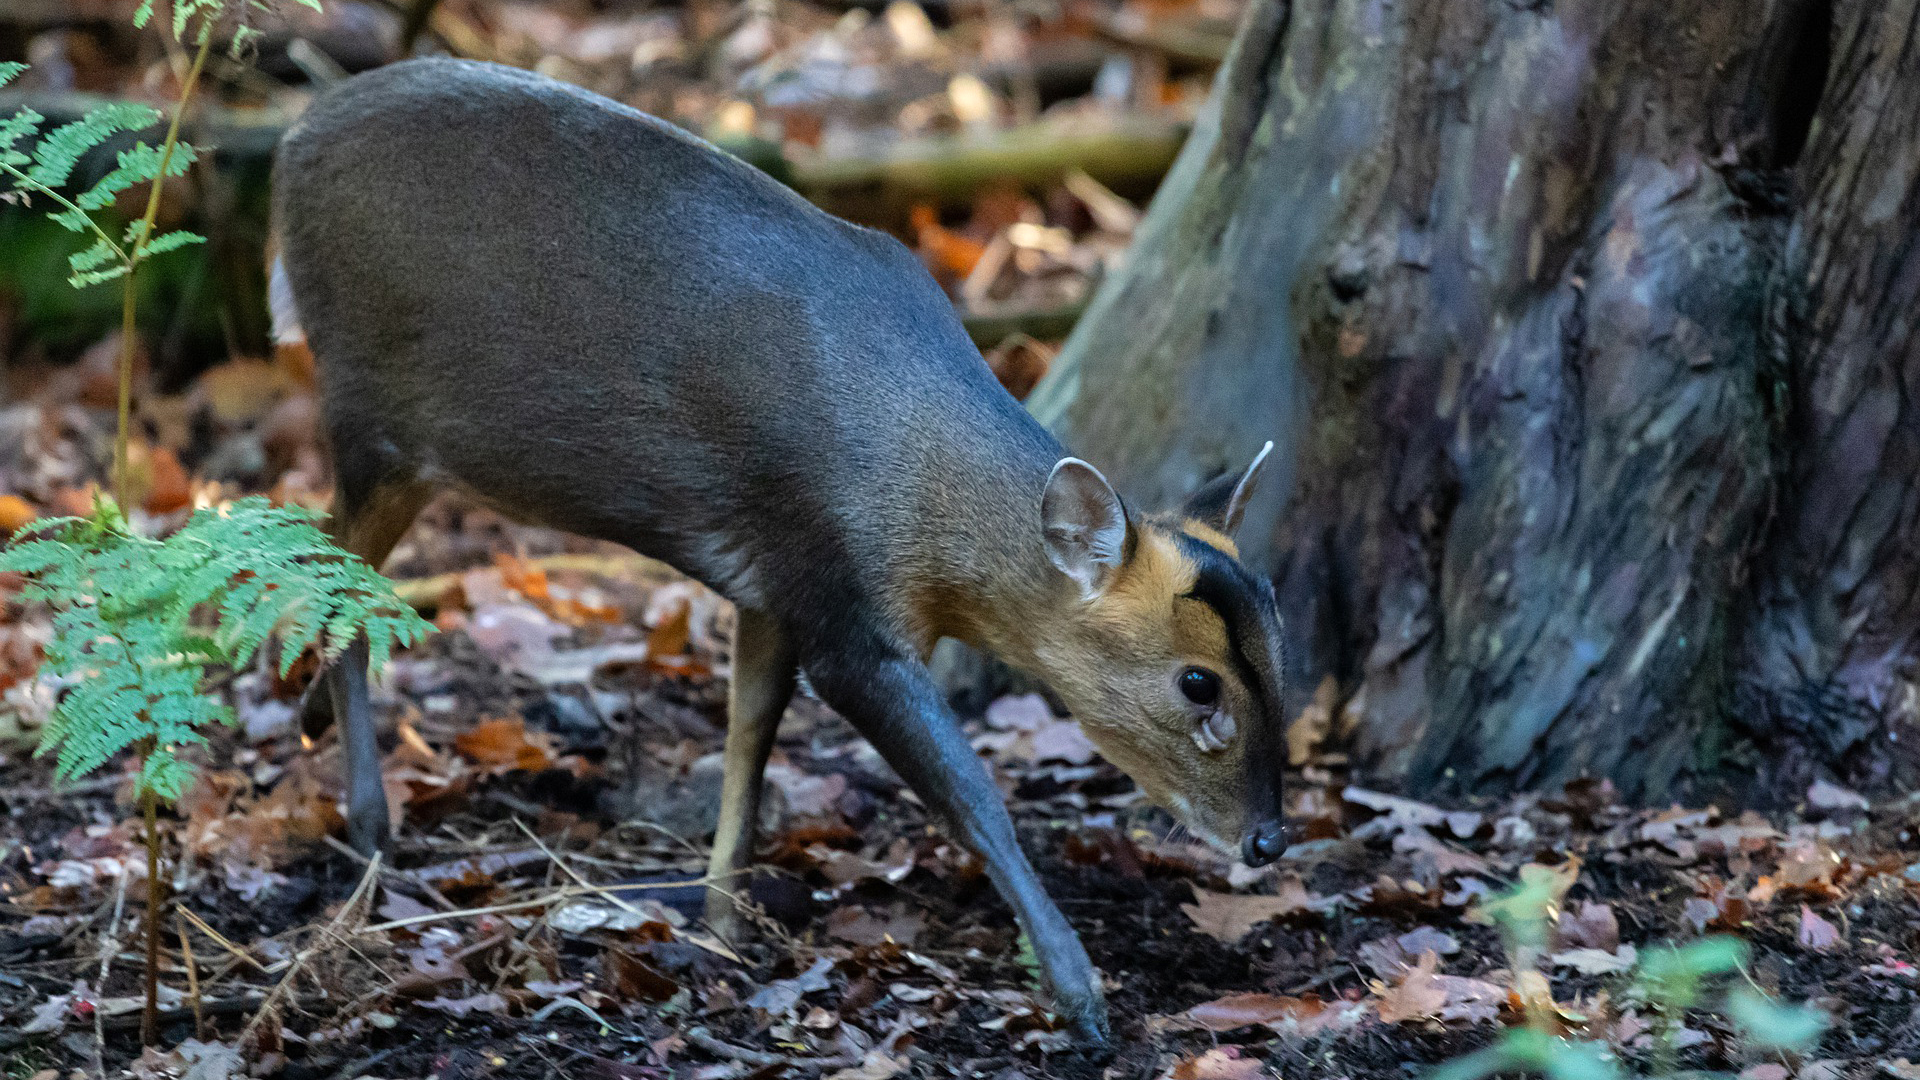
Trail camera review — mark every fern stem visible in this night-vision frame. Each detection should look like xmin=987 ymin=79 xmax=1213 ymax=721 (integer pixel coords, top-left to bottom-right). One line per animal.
xmin=129 ymin=28 xmax=211 ymax=258
xmin=113 ymin=26 xmax=213 ymax=511
xmin=141 ymin=784 xmax=161 ymax=1046
xmin=114 ymin=275 xmax=138 ymax=510
xmin=0 ymin=159 xmax=129 ymax=266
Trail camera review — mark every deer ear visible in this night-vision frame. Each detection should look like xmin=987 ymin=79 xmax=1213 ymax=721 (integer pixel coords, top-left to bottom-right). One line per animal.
xmin=1183 ymin=441 xmax=1274 ymax=536
xmin=1042 ymin=458 xmax=1131 ymax=599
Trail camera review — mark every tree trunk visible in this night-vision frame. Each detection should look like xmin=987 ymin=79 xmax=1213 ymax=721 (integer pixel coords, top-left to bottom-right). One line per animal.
xmin=1030 ymin=0 xmax=1920 ymax=800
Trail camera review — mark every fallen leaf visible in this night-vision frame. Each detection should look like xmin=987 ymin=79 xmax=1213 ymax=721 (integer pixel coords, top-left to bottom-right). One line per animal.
xmin=1172 ymin=992 xmax=1363 ymax=1039
xmin=766 ymin=762 xmax=849 ymax=817
xmin=1556 ymin=900 xmax=1620 ymax=951
xmin=1797 ymin=904 xmax=1841 ymax=952
xmin=1166 ymin=1046 xmax=1266 ymax=1080
xmin=466 ymin=603 xmax=570 ymax=676
xmin=0 ymin=493 xmax=39 ymax=533
xmin=1550 ymin=945 xmax=1638 ymax=974
xmin=827 ymin=905 xmax=924 ymax=947
xmin=1373 ymin=950 xmax=1449 ymax=1023
xmin=605 ymin=948 xmax=680 ymax=1002
xmin=826 ymin=1052 xmax=910 ymax=1080
xmin=1374 ymin=950 xmax=1504 ymax=1025
xmin=1398 ymin=926 xmax=1460 ymax=957
xmin=1182 ymin=880 xmax=1316 ymax=942
xmin=453 ymin=717 xmax=553 ymax=773
xmin=747 ymin=956 xmax=835 ymax=1017
xmin=1345 ymin=786 xmax=1451 ymax=833
xmin=646 ymin=596 xmax=692 ymax=658
xmin=142 ymin=446 xmax=192 ymax=514
xmin=1806 ymin=779 xmax=1868 ymax=811
xmin=985 ymin=693 xmax=1052 ymax=732
xmin=417 ymin=992 xmax=509 ymax=1017
xmin=1029 ymin=718 xmax=1098 ymax=764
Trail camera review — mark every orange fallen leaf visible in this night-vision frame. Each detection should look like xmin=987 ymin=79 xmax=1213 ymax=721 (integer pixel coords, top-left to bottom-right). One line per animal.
xmin=646 ymin=597 xmax=692 ymax=659
xmin=494 ymin=552 xmax=551 ymax=602
xmin=1169 ymin=991 xmax=1365 ymax=1039
xmin=453 ymin=717 xmax=553 ymax=773
xmin=142 ymin=446 xmax=192 ymax=515
xmin=0 ymin=494 xmax=39 ymax=534
xmin=910 ymin=204 xmax=987 ymax=276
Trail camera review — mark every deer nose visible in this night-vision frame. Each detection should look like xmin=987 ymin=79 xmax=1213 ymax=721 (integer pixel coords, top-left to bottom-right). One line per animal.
xmin=1241 ymin=820 xmax=1287 ymax=866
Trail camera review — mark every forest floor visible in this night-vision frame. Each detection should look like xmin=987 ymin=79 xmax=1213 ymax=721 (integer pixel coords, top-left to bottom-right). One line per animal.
xmin=2 ymin=491 xmax=1918 ymax=1079
xmin=3 ymin=1 xmax=1920 ymax=1077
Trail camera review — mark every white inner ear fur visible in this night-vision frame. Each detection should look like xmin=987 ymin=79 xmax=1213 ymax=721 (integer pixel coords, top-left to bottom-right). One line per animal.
xmin=1222 ymin=440 xmax=1275 ymax=535
xmin=1042 ymin=457 xmax=1128 ymax=598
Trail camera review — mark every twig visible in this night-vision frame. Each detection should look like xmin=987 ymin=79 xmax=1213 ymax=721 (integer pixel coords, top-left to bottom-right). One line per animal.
xmin=176 ymin=906 xmax=270 ymax=974
xmin=684 ymin=1026 xmax=861 ymax=1071
xmin=513 ymin=818 xmax=649 ymax=918
xmin=527 ymin=996 xmax=604 ymax=1025
xmin=356 ymin=877 xmax=711 ymax=935
xmin=93 ymin=872 xmax=127 ymax=1080
xmin=322 ymin=834 xmax=459 ymax=911
xmin=6 ymin=776 xmax=131 ymax=802
xmin=242 ymin=852 xmax=381 ymax=1046
xmin=176 ymin=910 xmax=204 ymax=1039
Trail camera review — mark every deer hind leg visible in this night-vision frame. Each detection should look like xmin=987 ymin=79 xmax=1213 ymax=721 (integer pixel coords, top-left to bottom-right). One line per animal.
xmin=703 ymin=607 xmax=797 ymax=938
xmin=312 ymin=471 xmax=434 ymax=855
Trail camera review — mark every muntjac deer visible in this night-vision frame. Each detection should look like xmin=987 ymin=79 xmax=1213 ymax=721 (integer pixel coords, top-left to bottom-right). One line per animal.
xmin=272 ymin=58 xmax=1288 ymax=1043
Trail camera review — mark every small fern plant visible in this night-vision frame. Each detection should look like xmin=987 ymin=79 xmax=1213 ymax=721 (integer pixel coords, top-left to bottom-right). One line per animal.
xmin=2 ymin=0 xmax=416 ymax=1046
xmin=0 ymin=496 xmax=431 ymax=803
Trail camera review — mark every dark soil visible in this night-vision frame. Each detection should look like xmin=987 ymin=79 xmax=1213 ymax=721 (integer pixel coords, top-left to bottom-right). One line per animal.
xmin=3 ymin=511 xmax=1919 ymax=1080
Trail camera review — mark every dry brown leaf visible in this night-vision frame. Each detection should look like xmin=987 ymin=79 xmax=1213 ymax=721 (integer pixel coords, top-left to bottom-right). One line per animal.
xmin=1166 ymin=1046 xmax=1266 ymax=1080
xmin=1556 ymin=900 xmax=1621 ymax=951
xmin=1181 ymin=879 xmax=1316 ymax=942
xmin=1374 ymin=950 xmax=1504 ymax=1025
xmin=826 ymin=905 xmax=924 ymax=947
xmin=1182 ymin=992 xmax=1322 ymax=1031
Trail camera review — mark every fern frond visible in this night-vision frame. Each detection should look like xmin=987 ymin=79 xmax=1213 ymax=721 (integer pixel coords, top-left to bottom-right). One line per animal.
xmin=27 ymin=102 xmax=163 ymax=189
xmin=141 ymin=229 xmax=205 ymax=258
xmin=173 ymin=0 xmax=226 ymax=40
xmin=0 ymin=61 xmax=25 ymax=88
xmin=0 ymin=107 xmax=43 ymax=163
xmin=79 ymin=140 xmax=198 ymax=213
xmin=3 ymin=498 xmax=432 ymax=804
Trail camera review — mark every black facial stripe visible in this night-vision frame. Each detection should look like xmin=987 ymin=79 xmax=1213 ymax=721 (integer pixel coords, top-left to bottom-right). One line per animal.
xmin=1174 ymin=533 xmax=1287 ymax=813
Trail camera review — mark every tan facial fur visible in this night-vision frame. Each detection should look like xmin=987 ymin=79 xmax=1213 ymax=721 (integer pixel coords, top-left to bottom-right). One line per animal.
xmin=1034 ymin=517 xmax=1271 ymax=853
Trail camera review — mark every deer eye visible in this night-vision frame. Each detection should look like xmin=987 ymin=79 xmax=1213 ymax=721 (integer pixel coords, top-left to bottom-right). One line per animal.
xmin=1178 ymin=667 xmax=1220 ymax=706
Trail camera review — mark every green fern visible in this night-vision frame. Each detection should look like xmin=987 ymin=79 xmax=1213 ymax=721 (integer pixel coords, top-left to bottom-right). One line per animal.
xmin=0 ymin=498 xmax=434 ymax=802
xmin=0 ymin=63 xmax=202 ymax=288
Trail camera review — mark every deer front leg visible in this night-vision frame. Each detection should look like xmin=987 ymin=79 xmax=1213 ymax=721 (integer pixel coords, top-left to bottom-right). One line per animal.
xmin=805 ymin=649 xmax=1110 ymax=1046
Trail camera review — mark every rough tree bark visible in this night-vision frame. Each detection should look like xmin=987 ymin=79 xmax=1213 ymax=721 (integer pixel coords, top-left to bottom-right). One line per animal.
xmin=1029 ymin=0 xmax=1920 ymax=800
